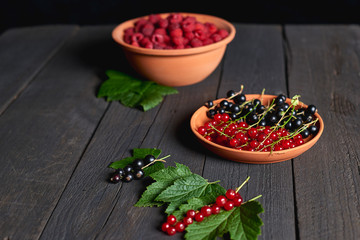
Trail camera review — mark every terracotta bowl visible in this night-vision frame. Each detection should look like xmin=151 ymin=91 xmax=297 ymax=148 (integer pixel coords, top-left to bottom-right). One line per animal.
xmin=112 ymin=13 xmax=236 ymax=87
xmin=190 ymin=94 xmax=324 ymax=164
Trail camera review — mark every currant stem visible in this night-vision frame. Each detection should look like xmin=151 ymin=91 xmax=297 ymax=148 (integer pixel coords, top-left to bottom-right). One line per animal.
xmin=235 ymin=176 xmax=250 ymax=193
xmin=141 ymin=155 xmax=170 ymax=169
xmin=246 ymin=194 xmax=262 ymax=203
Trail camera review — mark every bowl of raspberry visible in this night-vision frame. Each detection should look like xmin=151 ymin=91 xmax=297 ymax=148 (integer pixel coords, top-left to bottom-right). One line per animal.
xmin=190 ymin=92 xmax=324 ymax=164
xmin=112 ymin=13 xmax=236 ymax=87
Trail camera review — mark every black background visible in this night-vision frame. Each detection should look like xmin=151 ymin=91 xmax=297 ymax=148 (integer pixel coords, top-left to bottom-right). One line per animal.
xmin=1 ymin=0 xmax=360 ymax=33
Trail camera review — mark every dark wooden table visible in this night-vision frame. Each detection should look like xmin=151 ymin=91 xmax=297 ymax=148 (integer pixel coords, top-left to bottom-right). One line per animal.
xmin=0 ymin=24 xmax=359 ymax=240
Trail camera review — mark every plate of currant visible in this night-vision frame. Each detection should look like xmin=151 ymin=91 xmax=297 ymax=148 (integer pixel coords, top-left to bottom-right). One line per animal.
xmin=190 ymin=89 xmax=324 ymax=164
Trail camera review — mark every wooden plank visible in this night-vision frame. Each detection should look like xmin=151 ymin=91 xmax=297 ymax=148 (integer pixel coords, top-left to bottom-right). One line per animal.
xmin=0 ymin=26 xmax=113 ymax=240
xmin=200 ymin=24 xmax=297 ymax=240
xmin=41 ymin=38 xmax=224 ymax=239
xmin=0 ymin=25 xmax=78 ymax=114
xmin=285 ymin=25 xmax=360 ymax=239
xmin=94 ymin=61 xmax=223 ymax=240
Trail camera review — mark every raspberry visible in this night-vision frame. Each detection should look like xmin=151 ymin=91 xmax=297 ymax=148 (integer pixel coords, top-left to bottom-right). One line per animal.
xmin=134 ymin=19 xmax=148 ymax=32
xmin=169 ymin=28 xmax=183 ymax=38
xmin=194 ymin=29 xmax=207 ymax=40
xmin=202 ymin=38 xmax=214 ymax=46
xmin=140 ymin=37 xmax=153 ymax=48
xmin=168 ymin=13 xmax=183 ymax=24
xmin=168 ymin=23 xmax=181 ymax=32
xmin=217 ymin=29 xmax=229 ymax=38
xmin=184 ymin=31 xmax=195 ymax=40
xmin=182 ymin=18 xmax=196 ymax=32
xmin=205 ymin=22 xmax=218 ymax=34
xmin=211 ymin=33 xmax=222 ymax=42
xmin=194 ymin=22 xmax=205 ymax=31
xmin=148 ymin=14 xmax=161 ymax=24
xmin=153 ymin=28 xmax=167 ymax=35
xmin=157 ymin=18 xmax=169 ymax=28
xmin=124 ymin=27 xmax=135 ymax=36
xmin=141 ymin=23 xmax=154 ymax=36
xmin=151 ymin=33 xmax=165 ymax=44
xmin=190 ymin=38 xmax=203 ymax=48
xmin=131 ymin=32 xmax=144 ymax=43
xmin=172 ymin=36 xmax=185 ymax=46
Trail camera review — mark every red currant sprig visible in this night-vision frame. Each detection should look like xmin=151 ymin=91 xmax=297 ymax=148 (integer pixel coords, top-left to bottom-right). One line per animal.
xmin=161 ymin=176 xmax=262 ymax=236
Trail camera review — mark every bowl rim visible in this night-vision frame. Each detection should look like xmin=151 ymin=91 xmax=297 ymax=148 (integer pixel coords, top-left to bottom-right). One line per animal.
xmin=112 ymin=12 xmax=236 ymax=56
xmin=190 ymin=94 xmax=324 ymax=157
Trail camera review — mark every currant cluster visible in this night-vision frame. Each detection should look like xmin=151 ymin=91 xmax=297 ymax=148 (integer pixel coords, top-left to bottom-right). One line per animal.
xmin=123 ymin=13 xmax=229 ymax=49
xmin=161 ymin=189 xmax=243 ymax=236
xmin=110 ymin=154 xmax=155 ymax=183
xmin=198 ymin=89 xmax=319 ymax=151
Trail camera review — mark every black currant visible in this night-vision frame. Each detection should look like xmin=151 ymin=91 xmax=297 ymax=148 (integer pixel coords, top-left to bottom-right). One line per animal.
xmin=220 ymin=100 xmax=229 ymax=108
xmin=133 ymin=169 xmax=145 ymax=179
xmin=256 ymin=105 xmax=266 ymax=114
xmin=207 ymin=109 xmax=216 ymax=118
xmin=123 ymin=173 xmax=134 ymax=182
xmin=253 ymin=99 xmax=261 ymax=107
xmin=233 ymin=94 xmax=246 ymax=104
xmin=258 ymin=119 xmax=267 ymax=127
xmin=292 ymin=118 xmax=303 ymax=129
xmin=226 ymin=102 xmax=233 ymax=110
xmin=132 ymin=159 xmax=144 ymax=168
xmin=302 ymin=114 xmax=313 ymax=123
xmin=301 ymin=129 xmax=310 ymax=138
xmin=285 ymin=121 xmax=292 ymax=130
xmin=217 ymin=107 xmax=226 ymax=114
xmin=283 ymin=103 xmax=290 ymax=110
xmin=308 ymin=125 xmax=318 ymax=135
xmin=226 ymin=90 xmax=236 ymax=98
xmin=205 ymin=100 xmax=214 ymax=108
xmin=267 ymin=114 xmax=278 ymax=125
xmin=305 ymin=104 xmax=317 ymax=115
xmin=246 ymin=113 xmax=258 ymax=124
xmin=230 ymin=104 xmax=241 ymax=113
xmin=144 ymin=154 xmax=155 ymax=165
xmin=275 ymin=96 xmax=285 ymax=106
xmin=230 ymin=113 xmax=238 ymax=120
xmin=116 ymin=168 xmax=125 ymax=177
xmin=124 ymin=165 xmax=133 ymax=173
xmin=110 ymin=173 xmax=122 ymax=183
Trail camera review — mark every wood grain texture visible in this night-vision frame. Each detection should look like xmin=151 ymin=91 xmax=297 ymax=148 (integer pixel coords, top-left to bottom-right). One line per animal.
xmin=0 ymin=26 xmax=110 ymax=240
xmin=285 ymin=25 xmax=360 ymax=240
xmin=0 ymin=25 xmax=78 ymax=114
xmin=201 ymin=24 xmax=296 ymax=240
xmin=95 ymin=52 xmax=223 ymax=240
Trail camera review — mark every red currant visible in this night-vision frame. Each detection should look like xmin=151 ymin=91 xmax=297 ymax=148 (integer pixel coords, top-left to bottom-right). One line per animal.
xmin=175 ymin=222 xmax=185 ymax=232
xmin=247 ymin=128 xmax=258 ymax=139
xmin=194 ymin=212 xmax=204 ymax=222
xmin=233 ymin=196 xmax=243 ymax=206
xmin=167 ymin=215 xmax=177 ymax=225
xmin=161 ymin=222 xmax=171 ymax=232
xmin=229 ymin=138 xmax=239 ymax=148
xmin=167 ymin=226 xmax=177 ymax=236
xmin=197 ymin=126 xmax=206 ymax=135
xmin=225 ymin=189 xmax=236 ymax=199
xmin=200 ymin=206 xmax=212 ymax=217
xmin=216 ymin=195 xmax=227 ymax=207
xmin=211 ymin=204 xmax=221 ymax=214
xmin=183 ymin=216 xmax=193 ymax=226
xmin=224 ymin=201 xmax=235 ymax=211
xmin=186 ymin=209 xmax=196 ymax=218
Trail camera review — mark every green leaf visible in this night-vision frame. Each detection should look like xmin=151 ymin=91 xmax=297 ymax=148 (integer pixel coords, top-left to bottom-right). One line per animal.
xmin=155 ymin=174 xmax=220 ymax=214
xmin=143 ymin=161 xmax=165 ymax=176
xmin=184 ymin=201 xmax=264 ymax=240
xmin=172 ymin=184 xmax=226 ymax=220
xmin=108 ymin=156 xmax=135 ymax=169
xmin=98 ymin=70 xmax=178 ymax=111
xmin=134 ymin=163 xmax=192 ymax=207
xmin=133 ymin=148 xmax=161 ymax=159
